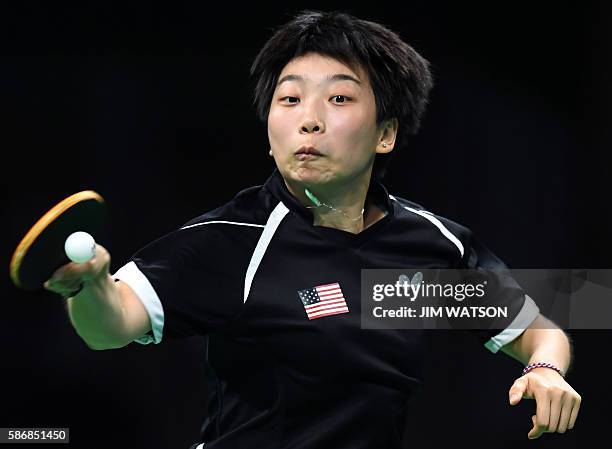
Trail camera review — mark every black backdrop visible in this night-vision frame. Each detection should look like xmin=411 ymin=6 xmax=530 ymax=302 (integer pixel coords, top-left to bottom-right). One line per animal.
xmin=1 ymin=2 xmax=609 ymax=448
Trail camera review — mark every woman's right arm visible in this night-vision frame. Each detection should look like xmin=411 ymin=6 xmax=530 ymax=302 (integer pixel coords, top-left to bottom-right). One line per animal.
xmin=45 ymin=245 xmax=152 ymax=350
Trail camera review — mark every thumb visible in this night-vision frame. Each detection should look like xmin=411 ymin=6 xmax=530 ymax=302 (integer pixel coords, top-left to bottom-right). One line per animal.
xmin=509 ymin=377 xmax=528 ymax=405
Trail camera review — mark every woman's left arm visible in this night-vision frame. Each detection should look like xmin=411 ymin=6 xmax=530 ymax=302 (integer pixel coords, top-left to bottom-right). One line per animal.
xmin=500 ymin=313 xmax=581 ymax=439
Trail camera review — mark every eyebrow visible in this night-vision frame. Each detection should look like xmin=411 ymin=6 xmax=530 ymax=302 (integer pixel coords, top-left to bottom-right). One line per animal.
xmin=276 ymin=73 xmax=362 ymax=87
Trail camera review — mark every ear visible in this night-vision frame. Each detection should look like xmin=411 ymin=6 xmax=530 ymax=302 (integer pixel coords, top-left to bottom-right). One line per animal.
xmin=375 ymin=118 xmax=398 ymax=155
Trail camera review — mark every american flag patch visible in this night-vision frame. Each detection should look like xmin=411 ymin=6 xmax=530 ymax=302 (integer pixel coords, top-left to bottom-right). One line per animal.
xmin=297 ymin=283 xmax=349 ymax=320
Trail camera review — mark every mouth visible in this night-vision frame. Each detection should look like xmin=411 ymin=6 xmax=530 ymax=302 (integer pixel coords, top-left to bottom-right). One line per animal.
xmin=295 ymin=145 xmax=323 ymax=160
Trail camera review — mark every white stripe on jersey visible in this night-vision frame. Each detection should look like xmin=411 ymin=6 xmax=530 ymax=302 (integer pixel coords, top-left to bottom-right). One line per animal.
xmin=181 ymin=220 xmax=265 ymax=230
xmin=243 ymin=201 xmax=290 ymax=303
xmin=389 ymin=195 xmax=465 ymax=257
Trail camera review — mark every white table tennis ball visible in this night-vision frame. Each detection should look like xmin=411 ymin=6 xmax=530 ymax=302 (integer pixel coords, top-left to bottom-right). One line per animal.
xmin=64 ymin=231 xmax=96 ymax=263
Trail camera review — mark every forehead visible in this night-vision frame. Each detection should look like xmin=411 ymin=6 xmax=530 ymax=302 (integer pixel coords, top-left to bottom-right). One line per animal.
xmin=278 ymin=53 xmax=368 ymax=84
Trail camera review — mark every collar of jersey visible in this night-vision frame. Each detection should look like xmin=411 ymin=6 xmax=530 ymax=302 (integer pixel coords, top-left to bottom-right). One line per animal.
xmin=263 ymin=168 xmax=395 ymax=226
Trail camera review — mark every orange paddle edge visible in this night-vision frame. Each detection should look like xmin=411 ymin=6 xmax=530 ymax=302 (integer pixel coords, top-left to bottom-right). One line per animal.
xmin=10 ymin=191 xmax=105 ymax=289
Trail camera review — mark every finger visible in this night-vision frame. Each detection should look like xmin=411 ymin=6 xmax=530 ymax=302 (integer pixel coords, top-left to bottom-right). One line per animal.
xmin=47 ymin=263 xmax=85 ymax=284
xmin=528 ymin=415 xmax=548 ymax=439
xmin=78 ymin=245 xmax=111 ymax=282
xmin=48 ymin=248 xmax=108 ymax=284
xmin=46 ymin=284 xmax=82 ymax=299
xmin=529 ymin=390 xmax=551 ymax=439
xmin=509 ymin=377 xmax=528 ymax=404
xmin=568 ymin=393 xmax=582 ymax=429
xmin=528 ymin=414 xmax=541 ymax=439
xmin=547 ymin=389 xmax=565 ymax=433
xmin=46 ymin=273 xmax=83 ymax=289
xmin=62 ymin=284 xmax=83 ymax=299
xmin=47 ymin=265 xmax=69 ymax=282
xmin=557 ymin=397 xmax=575 ymax=433
xmin=45 ymin=277 xmax=83 ymax=296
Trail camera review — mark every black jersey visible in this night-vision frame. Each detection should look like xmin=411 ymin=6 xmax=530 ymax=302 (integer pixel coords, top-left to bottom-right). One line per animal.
xmin=113 ymin=169 xmax=539 ymax=449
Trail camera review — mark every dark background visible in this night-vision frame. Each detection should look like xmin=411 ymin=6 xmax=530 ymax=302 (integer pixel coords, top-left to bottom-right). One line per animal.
xmin=1 ymin=1 xmax=609 ymax=448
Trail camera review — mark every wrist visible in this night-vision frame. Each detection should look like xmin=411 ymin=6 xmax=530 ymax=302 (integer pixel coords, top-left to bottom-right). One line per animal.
xmin=523 ymin=361 xmax=565 ymax=378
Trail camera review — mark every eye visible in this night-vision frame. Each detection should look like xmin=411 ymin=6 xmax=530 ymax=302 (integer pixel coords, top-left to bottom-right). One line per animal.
xmin=330 ymin=95 xmax=351 ymax=104
xmin=279 ymin=96 xmax=300 ymax=104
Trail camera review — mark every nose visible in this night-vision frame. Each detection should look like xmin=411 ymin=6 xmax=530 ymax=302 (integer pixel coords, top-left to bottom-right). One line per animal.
xmin=300 ymin=118 xmax=325 ymax=134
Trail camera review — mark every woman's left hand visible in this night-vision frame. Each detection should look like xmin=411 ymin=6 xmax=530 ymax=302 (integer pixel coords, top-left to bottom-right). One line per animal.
xmin=508 ymin=368 xmax=581 ymax=439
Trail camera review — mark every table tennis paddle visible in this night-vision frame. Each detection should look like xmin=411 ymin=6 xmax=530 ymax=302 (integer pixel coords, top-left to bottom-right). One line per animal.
xmin=10 ymin=190 xmax=108 ymax=291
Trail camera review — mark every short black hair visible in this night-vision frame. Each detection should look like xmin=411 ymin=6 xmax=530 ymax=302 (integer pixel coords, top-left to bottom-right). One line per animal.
xmin=250 ymin=10 xmax=434 ymax=179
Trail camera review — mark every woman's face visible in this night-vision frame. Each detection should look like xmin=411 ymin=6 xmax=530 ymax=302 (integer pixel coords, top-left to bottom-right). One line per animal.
xmin=268 ymin=53 xmax=393 ymax=190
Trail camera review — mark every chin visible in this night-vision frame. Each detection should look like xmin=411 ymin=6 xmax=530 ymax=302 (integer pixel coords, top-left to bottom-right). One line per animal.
xmin=289 ymin=166 xmax=333 ymax=186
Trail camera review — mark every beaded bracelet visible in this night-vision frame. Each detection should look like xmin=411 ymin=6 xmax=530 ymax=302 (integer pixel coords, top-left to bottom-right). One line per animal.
xmin=522 ymin=362 xmax=565 ymax=378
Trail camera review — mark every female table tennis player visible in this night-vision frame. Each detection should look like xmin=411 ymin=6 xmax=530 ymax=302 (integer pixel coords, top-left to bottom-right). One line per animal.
xmin=45 ymin=10 xmax=581 ymax=448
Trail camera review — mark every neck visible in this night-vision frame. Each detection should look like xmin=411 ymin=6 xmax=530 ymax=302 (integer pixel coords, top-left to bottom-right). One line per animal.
xmin=284 ymin=172 xmax=381 ymax=234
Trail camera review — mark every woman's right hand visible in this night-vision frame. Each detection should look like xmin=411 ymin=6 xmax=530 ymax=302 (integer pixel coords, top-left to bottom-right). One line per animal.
xmin=44 ymin=244 xmax=111 ymax=298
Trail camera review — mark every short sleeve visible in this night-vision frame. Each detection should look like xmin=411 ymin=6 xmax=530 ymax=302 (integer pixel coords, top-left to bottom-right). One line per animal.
xmin=112 ymin=225 xmax=251 ymax=345
xmin=463 ymin=234 xmax=540 ymax=353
